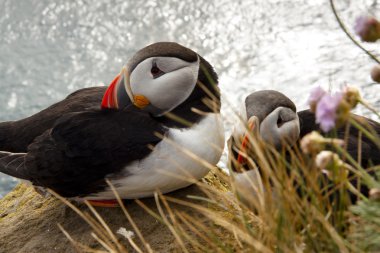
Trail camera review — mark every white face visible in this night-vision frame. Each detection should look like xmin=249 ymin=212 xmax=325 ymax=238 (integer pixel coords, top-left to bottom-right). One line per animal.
xmin=259 ymin=107 xmax=300 ymax=148
xmin=128 ymin=56 xmax=200 ymax=115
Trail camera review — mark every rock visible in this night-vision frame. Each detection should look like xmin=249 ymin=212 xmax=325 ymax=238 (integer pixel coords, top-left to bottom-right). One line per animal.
xmin=0 ymin=173 xmax=229 ymax=253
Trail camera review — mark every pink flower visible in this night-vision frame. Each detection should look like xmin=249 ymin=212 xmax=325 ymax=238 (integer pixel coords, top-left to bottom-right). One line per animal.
xmin=308 ymin=86 xmax=327 ymax=113
xmin=308 ymin=85 xmax=356 ymax=132
xmin=354 ymin=16 xmax=380 ymax=42
xmin=315 ymin=92 xmax=343 ymax=132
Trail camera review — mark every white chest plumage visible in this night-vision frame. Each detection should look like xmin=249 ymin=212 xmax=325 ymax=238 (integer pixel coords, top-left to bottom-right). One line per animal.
xmin=91 ymin=113 xmax=225 ymax=200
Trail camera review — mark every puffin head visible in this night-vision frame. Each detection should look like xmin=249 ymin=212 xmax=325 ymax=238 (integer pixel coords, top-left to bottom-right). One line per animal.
xmin=230 ymin=90 xmax=300 ymax=169
xmin=229 ymin=90 xmax=301 ymax=204
xmin=101 ymin=42 xmax=219 ymax=123
xmin=245 ymin=90 xmax=300 ymax=148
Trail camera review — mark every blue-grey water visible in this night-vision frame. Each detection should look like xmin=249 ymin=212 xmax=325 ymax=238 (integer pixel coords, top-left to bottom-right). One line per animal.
xmin=1 ymin=0 xmax=379 ymax=197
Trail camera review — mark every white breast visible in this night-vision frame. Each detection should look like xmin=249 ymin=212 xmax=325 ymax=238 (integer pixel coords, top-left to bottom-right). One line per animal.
xmin=90 ymin=113 xmax=225 ymax=200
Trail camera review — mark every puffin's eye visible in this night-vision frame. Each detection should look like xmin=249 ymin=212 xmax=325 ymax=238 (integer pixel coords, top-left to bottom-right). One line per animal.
xmin=151 ymin=62 xmax=165 ymax=79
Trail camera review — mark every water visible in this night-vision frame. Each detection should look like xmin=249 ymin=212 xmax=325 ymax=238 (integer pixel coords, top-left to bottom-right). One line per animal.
xmin=1 ymin=0 xmax=379 ymax=197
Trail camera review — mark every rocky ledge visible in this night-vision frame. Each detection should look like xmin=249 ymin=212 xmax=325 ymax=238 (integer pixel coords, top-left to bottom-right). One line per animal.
xmin=0 ymin=173 xmax=228 ymax=253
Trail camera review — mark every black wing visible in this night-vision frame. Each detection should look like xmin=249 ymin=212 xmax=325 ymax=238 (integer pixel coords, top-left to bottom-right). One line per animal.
xmin=0 ymin=108 xmax=166 ymax=197
xmin=0 ymin=87 xmax=106 ymax=152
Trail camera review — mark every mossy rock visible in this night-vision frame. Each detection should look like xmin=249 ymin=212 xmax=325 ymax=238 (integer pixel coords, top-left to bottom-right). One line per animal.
xmin=0 ymin=172 xmax=229 ymax=253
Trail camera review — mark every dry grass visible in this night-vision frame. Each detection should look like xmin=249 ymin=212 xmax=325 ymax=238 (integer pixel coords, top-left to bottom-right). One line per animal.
xmin=51 ymin=118 xmax=379 ymax=252
xmin=49 ymin=69 xmax=380 ymax=252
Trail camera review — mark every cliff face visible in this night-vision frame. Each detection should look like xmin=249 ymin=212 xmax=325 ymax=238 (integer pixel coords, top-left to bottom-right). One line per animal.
xmin=0 ymin=174 xmax=228 ymax=253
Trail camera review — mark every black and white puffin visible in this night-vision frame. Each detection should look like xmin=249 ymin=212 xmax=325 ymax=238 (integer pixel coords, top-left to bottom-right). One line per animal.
xmin=0 ymin=42 xmax=225 ymax=205
xmin=228 ymin=90 xmax=380 ymax=199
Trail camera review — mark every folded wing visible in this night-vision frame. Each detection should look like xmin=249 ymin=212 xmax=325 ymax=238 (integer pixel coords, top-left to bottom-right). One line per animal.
xmin=0 ymin=108 xmax=166 ymax=197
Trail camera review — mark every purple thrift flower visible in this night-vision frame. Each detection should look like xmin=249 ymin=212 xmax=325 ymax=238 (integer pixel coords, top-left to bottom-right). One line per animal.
xmin=354 ymin=16 xmax=380 ymax=42
xmin=315 ymin=92 xmax=343 ymax=132
xmin=355 ymin=16 xmax=370 ymax=33
xmin=308 ymin=86 xmax=327 ymax=112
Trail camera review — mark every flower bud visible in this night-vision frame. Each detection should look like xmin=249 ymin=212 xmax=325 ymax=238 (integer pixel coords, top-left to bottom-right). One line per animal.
xmin=335 ymin=99 xmax=351 ymax=128
xmin=316 ymin=151 xmax=348 ymax=183
xmin=369 ymin=188 xmax=380 ymax=201
xmin=370 ymin=65 xmax=380 ymax=83
xmin=354 ymin=16 xmax=380 ymax=42
xmin=342 ymin=85 xmax=361 ymax=109
xmin=315 ymin=150 xmax=337 ymax=170
xmin=300 ymin=131 xmax=326 ymax=154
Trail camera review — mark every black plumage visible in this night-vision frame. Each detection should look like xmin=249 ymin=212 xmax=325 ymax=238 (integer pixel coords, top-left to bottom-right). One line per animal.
xmin=1 ymin=107 xmax=166 ymax=197
xmin=0 ymin=87 xmax=106 ymax=152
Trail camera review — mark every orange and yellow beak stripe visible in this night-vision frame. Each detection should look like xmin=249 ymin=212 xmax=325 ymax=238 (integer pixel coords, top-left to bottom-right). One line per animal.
xmin=133 ymin=94 xmax=150 ymax=109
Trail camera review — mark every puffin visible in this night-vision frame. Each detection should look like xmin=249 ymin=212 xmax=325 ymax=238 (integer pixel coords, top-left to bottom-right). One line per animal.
xmin=0 ymin=42 xmax=225 ymax=206
xmin=228 ymin=90 xmax=379 ymax=201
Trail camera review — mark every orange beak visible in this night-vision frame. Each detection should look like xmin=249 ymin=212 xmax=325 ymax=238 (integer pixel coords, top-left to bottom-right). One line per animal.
xmin=133 ymin=94 xmax=150 ymax=109
xmin=237 ymin=120 xmax=256 ymax=165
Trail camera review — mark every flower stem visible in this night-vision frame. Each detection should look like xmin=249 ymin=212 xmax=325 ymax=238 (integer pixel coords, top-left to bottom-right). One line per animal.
xmin=346 ymin=181 xmax=368 ymax=200
xmin=360 ymin=99 xmax=380 ymax=119
xmin=330 ymin=0 xmax=380 ymax=64
xmin=335 ymin=145 xmax=377 ymax=187
xmin=348 ymin=117 xmax=380 ymax=148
